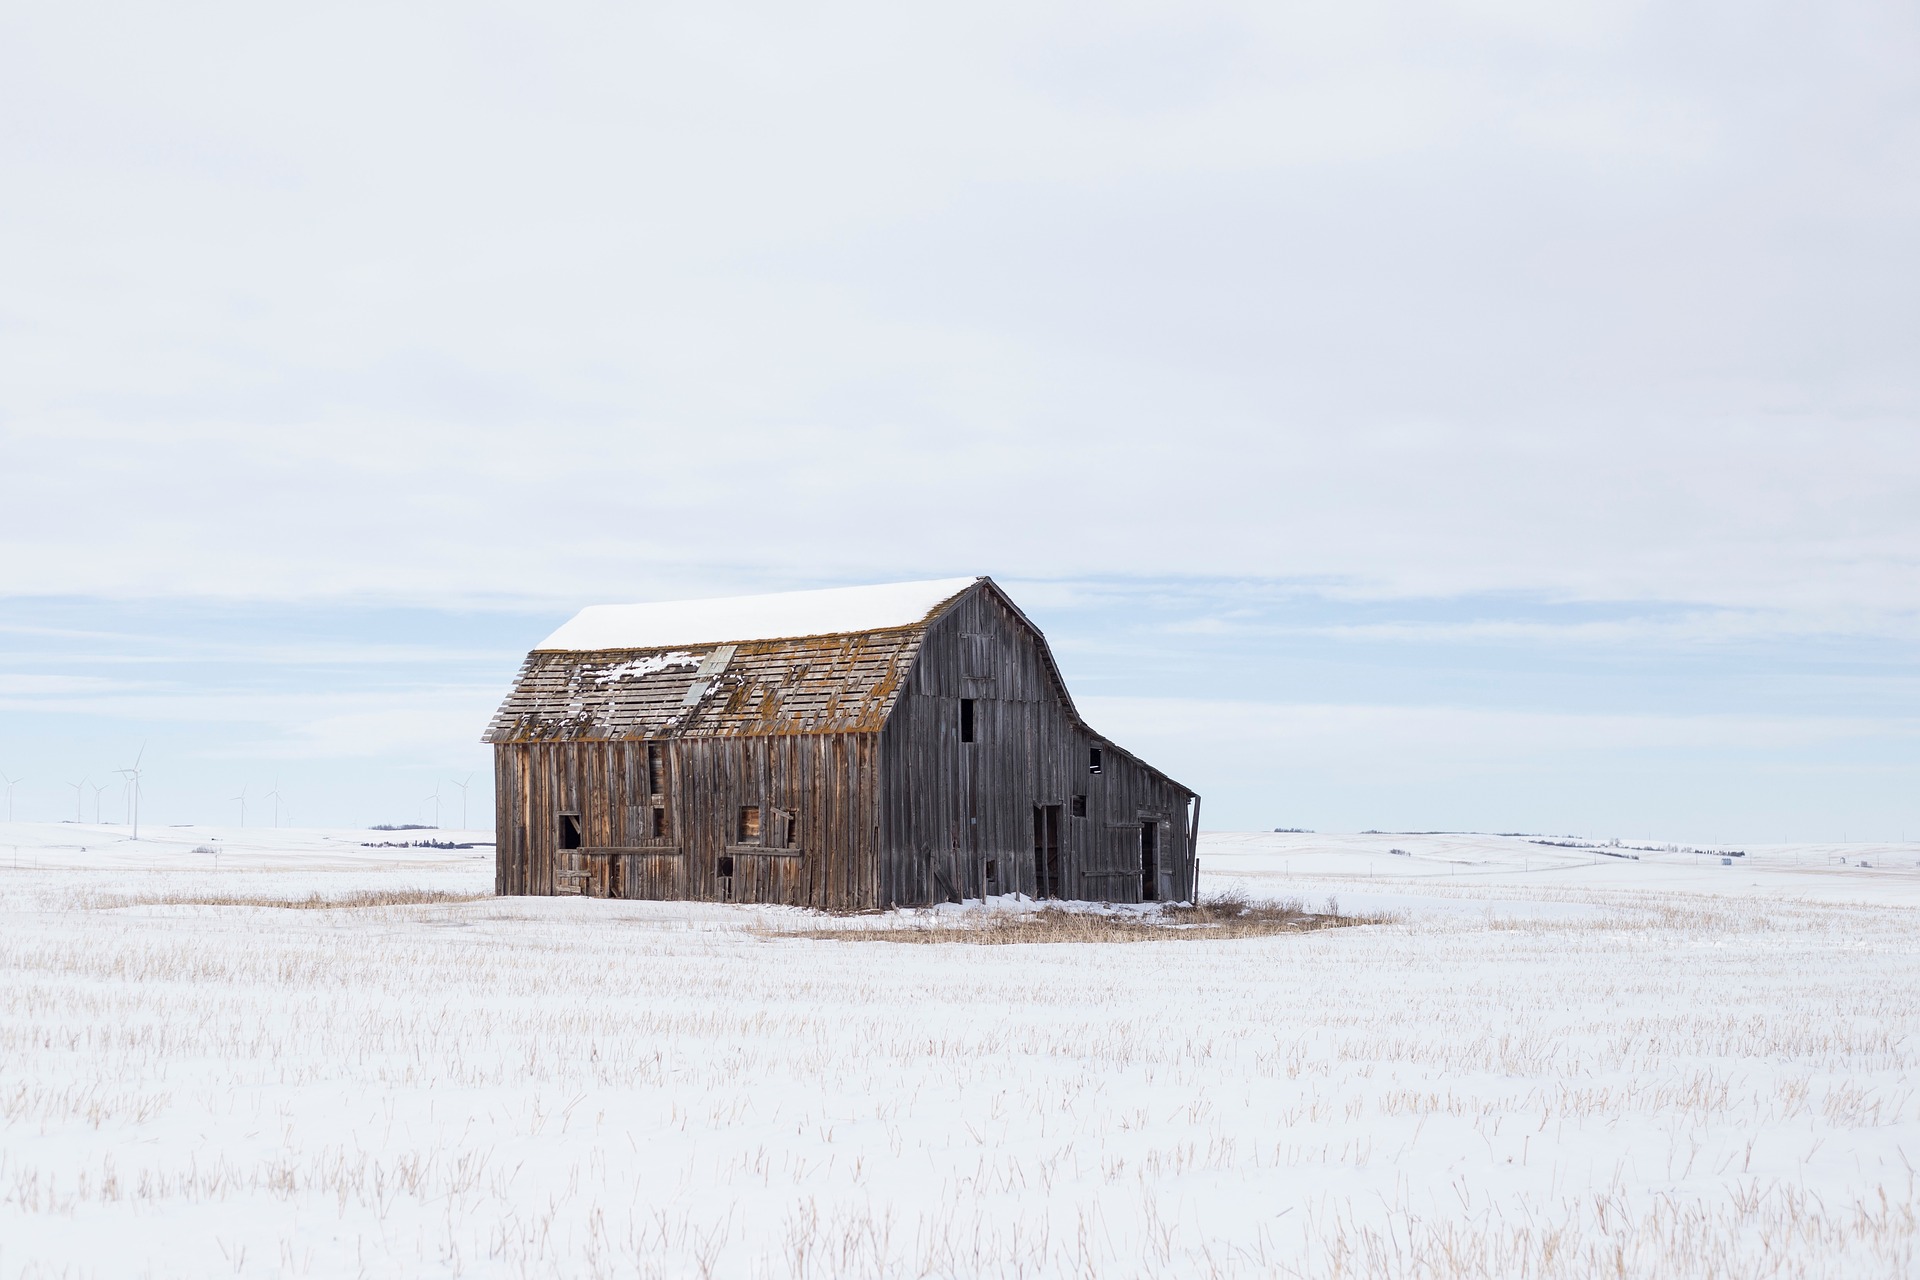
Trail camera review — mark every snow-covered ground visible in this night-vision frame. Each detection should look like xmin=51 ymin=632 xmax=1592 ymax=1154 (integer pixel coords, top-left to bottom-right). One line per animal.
xmin=3 ymin=823 xmax=1918 ymax=1278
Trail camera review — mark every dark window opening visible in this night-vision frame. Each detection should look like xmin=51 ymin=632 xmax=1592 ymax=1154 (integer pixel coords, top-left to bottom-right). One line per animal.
xmin=738 ymin=805 xmax=760 ymax=842
xmin=647 ymin=743 xmax=664 ymax=794
xmin=985 ymin=857 xmax=999 ymax=882
xmin=1089 ymin=747 xmax=1103 ymax=775
xmin=716 ymin=854 xmax=735 ymax=877
xmin=1071 ymin=794 xmax=1087 ymax=818
xmin=558 ymin=813 xmax=582 ymax=851
xmin=960 ymin=698 xmax=975 ymax=743
xmin=651 ymin=806 xmax=666 ymax=838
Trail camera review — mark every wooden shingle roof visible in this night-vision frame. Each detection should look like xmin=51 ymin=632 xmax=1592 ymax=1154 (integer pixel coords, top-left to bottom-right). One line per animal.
xmin=483 ymin=629 xmax=925 ymax=742
xmin=484 ymin=579 xmax=980 ymax=742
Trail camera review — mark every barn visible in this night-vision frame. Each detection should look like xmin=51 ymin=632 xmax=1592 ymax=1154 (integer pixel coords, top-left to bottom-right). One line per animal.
xmin=483 ymin=576 xmax=1200 ymax=909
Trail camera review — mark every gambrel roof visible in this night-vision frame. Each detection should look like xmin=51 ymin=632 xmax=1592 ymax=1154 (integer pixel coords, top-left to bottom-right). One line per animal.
xmin=484 ymin=575 xmax=1194 ymax=797
xmin=483 ymin=578 xmax=981 ymax=742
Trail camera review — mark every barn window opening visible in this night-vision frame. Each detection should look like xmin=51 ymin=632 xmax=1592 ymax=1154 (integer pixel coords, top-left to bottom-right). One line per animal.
xmin=1071 ymin=794 xmax=1087 ymax=818
xmin=558 ymin=813 xmax=582 ymax=850
xmin=647 ymin=743 xmax=664 ymax=794
xmin=1089 ymin=747 xmax=1103 ymax=775
xmin=716 ymin=854 xmax=735 ymax=878
xmin=960 ymin=699 xmax=976 ymax=743
xmin=651 ymin=806 xmax=666 ymax=838
xmin=737 ymin=806 xmax=761 ymax=842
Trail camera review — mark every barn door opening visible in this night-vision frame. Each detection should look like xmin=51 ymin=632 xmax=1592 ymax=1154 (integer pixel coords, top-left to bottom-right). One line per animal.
xmin=1032 ymin=804 xmax=1062 ymax=899
xmin=1140 ymin=821 xmax=1159 ymax=902
xmin=555 ymin=812 xmax=587 ymax=895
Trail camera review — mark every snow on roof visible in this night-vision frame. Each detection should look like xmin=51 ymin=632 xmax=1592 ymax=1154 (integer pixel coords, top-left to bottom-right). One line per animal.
xmin=534 ymin=577 xmax=982 ymax=652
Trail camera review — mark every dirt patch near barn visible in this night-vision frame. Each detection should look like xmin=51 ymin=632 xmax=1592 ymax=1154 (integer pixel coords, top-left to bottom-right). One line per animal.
xmin=768 ymin=890 xmax=1392 ymax=944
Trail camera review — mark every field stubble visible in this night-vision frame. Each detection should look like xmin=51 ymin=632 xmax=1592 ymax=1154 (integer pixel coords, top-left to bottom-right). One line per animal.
xmin=0 ymin=860 xmax=1917 ymax=1278
xmin=768 ymin=890 xmax=1389 ymax=944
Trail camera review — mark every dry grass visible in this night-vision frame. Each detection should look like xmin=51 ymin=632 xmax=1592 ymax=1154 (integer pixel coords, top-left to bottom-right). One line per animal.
xmin=81 ymin=887 xmax=491 ymax=911
xmin=772 ymin=890 xmax=1392 ymax=944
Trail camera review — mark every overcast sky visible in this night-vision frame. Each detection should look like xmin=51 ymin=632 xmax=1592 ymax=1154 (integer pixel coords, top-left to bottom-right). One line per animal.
xmin=3 ymin=1 xmax=1916 ymax=837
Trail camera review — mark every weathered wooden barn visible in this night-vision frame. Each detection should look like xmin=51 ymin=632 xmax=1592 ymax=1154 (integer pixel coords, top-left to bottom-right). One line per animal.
xmin=484 ymin=577 xmax=1200 ymax=909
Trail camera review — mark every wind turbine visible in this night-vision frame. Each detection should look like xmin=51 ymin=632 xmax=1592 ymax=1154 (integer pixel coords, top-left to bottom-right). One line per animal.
xmin=266 ymin=776 xmax=282 ymax=829
xmin=90 ymin=780 xmax=108 ymax=824
xmin=67 ymin=777 xmax=87 ymax=824
xmin=450 ymin=773 xmax=473 ymax=831
xmin=233 ymin=783 xmax=248 ymax=828
xmin=0 ymin=773 xmax=20 ymax=824
xmin=115 ymin=744 xmax=146 ymax=841
xmin=424 ymin=783 xmax=441 ymax=829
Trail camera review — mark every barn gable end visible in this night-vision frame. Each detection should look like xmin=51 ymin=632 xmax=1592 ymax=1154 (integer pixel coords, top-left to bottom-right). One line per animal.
xmin=876 ymin=580 xmax=1198 ymax=906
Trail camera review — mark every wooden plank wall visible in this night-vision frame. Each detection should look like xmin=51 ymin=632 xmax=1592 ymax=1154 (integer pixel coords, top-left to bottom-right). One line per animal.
xmin=492 ymin=733 xmax=880 ymax=909
xmin=876 ymin=587 xmax=1197 ymax=907
xmin=494 ymin=746 xmax=518 ymax=896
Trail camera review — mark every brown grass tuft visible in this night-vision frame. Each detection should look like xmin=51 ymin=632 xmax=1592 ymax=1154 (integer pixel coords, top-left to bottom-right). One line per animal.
xmin=770 ymin=889 xmax=1391 ymax=944
xmin=87 ymin=889 xmax=491 ymax=911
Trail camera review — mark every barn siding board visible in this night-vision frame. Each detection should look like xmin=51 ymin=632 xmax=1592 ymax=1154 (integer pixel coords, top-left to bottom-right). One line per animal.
xmin=488 ymin=578 xmax=1194 ymax=909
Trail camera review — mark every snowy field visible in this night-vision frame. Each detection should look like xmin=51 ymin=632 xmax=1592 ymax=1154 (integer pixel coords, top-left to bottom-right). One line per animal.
xmin=3 ymin=823 xmax=1919 ymax=1278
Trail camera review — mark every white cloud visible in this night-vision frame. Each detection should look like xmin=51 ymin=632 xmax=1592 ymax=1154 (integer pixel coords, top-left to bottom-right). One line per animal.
xmin=0 ymin=674 xmax=135 ymax=696
xmin=0 ymin=0 xmax=1913 ymax=629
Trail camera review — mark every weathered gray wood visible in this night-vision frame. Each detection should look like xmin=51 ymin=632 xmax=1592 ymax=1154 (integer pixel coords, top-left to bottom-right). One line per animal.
xmin=873 ymin=581 xmax=1198 ymax=906
xmin=582 ymin=846 xmax=683 ymax=857
xmin=486 ymin=579 xmax=1197 ymax=909
xmin=1187 ymin=795 xmax=1202 ymax=900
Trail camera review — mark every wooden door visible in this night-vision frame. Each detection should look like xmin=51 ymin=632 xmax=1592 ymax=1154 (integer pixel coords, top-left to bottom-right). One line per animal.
xmin=1140 ymin=820 xmax=1159 ymax=902
xmin=1033 ymin=804 xmax=1061 ymax=898
xmin=554 ymin=812 xmax=588 ymax=895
